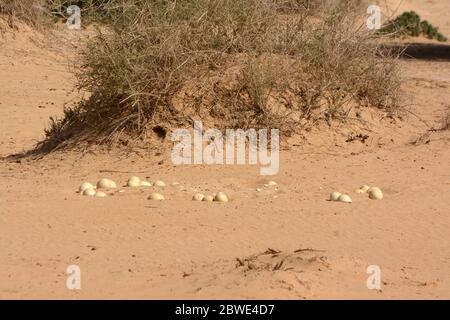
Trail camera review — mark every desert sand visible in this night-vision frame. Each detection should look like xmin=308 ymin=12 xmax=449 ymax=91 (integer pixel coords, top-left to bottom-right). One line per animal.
xmin=0 ymin=1 xmax=449 ymax=299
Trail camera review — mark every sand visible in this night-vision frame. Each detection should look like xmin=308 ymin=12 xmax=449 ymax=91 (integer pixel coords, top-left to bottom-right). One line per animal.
xmin=0 ymin=1 xmax=449 ymax=299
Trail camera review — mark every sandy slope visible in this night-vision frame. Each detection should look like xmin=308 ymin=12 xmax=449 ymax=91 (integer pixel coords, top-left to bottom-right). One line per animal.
xmin=0 ymin=4 xmax=450 ymax=299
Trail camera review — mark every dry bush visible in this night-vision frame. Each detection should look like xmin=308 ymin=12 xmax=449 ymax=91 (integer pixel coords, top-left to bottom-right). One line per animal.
xmin=0 ymin=0 xmax=119 ymax=27
xmin=47 ymin=0 xmax=126 ymax=25
xmin=39 ymin=0 xmax=402 ymax=151
xmin=0 ymin=0 xmax=49 ymax=27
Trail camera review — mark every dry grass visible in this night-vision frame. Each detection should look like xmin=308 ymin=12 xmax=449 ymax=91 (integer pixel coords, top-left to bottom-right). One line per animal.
xmin=0 ymin=0 xmax=119 ymax=28
xmin=5 ymin=0 xmax=402 ymax=152
xmin=440 ymin=108 xmax=450 ymax=131
xmin=0 ymin=0 xmax=49 ymax=27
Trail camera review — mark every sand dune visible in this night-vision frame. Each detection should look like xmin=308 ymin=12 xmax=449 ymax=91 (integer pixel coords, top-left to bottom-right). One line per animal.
xmin=0 ymin=2 xmax=449 ymax=299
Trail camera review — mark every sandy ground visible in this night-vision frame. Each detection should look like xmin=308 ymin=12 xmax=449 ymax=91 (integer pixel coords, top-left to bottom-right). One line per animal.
xmin=0 ymin=2 xmax=449 ymax=299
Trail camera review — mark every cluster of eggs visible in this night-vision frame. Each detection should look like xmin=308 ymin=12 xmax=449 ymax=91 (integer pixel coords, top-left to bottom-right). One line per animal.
xmin=330 ymin=185 xmax=383 ymax=204
xmin=329 ymin=191 xmax=352 ymax=203
xmin=357 ymin=185 xmax=384 ymax=200
xmin=78 ymin=180 xmax=115 ymax=198
xmin=191 ymin=192 xmax=229 ymax=203
xmin=78 ymin=176 xmax=230 ymax=203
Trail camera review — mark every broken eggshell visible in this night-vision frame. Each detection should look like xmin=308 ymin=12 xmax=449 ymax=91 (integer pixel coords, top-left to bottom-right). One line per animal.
xmin=192 ymin=193 xmax=205 ymax=201
xmin=360 ymin=185 xmax=371 ymax=192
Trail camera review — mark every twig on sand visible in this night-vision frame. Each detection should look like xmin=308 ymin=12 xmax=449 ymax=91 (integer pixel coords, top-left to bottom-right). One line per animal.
xmin=0 ymin=173 xmax=15 ymax=177
xmin=99 ymin=169 xmax=147 ymax=174
xmin=294 ymin=248 xmax=325 ymax=253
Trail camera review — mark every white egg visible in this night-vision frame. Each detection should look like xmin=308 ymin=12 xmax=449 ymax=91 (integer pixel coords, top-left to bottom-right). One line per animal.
xmin=97 ymin=178 xmax=117 ymax=189
xmin=368 ymin=187 xmax=383 ymax=200
xmin=256 ymin=188 xmax=262 ymax=192
xmin=355 ymin=189 xmax=366 ymax=194
xmin=127 ymin=176 xmax=141 ymax=187
xmin=140 ymin=181 xmax=152 ymax=187
xmin=95 ymin=191 xmax=107 ymax=198
xmin=202 ymin=195 xmax=214 ymax=202
xmin=330 ymin=191 xmax=342 ymax=201
xmin=214 ymin=192 xmax=229 ymax=203
xmin=192 ymin=193 xmax=205 ymax=201
xmin=154 ymin=180 xmax=166 ymax=187
xmin=338 ymin=194 xmax=352 ymax=203
xmin=79 ymin=182 xmax=94 ymax=193
xmin=148 ymin=192 xmax=164 ymax=201
xmin=268 ymin=181 xmax=278 ymax=187
xmin=82 ymin=188 xmax=96 ymax=197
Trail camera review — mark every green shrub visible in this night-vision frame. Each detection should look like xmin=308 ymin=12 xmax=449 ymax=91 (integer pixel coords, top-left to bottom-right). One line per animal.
xmin=380 ymin=11 xmax=447 ymax=42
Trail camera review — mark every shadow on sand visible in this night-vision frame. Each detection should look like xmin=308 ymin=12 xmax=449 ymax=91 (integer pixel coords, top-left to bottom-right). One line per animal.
xmin=381 ymin=42 xmax=450 ymax=61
